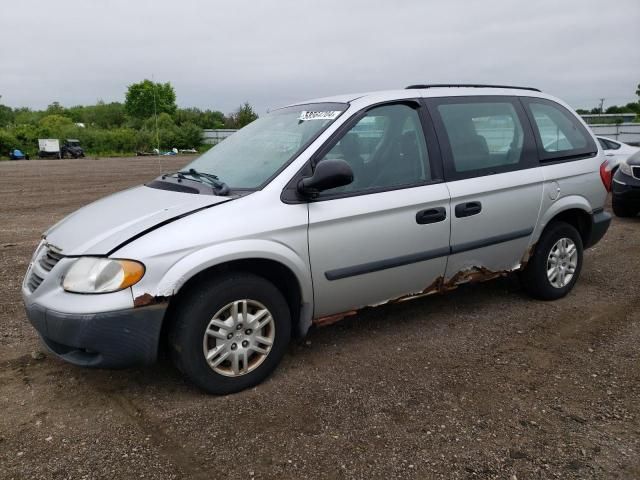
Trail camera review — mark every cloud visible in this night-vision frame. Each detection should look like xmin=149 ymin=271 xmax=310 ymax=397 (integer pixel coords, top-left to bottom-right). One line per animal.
xmin=1 ymin=0 xmax=639 ymax=113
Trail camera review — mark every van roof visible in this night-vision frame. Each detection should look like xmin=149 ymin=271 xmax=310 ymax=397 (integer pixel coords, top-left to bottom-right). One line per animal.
xmin=288 ymin=85 xmax=550 ymax=108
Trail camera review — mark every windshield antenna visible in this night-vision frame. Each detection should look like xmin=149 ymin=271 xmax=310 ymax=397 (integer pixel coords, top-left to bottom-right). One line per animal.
xmin=152 ymin=74 xmax=162 ymax=174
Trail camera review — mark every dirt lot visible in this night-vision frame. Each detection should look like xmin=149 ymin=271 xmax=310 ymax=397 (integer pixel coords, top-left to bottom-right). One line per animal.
xmin=0 ymin=157 xmax=638 ymax=479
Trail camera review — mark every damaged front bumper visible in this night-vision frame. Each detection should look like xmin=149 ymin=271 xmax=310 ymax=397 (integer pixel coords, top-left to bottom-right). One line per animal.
xmin=24 ymin=302 xmax=167 ymax=368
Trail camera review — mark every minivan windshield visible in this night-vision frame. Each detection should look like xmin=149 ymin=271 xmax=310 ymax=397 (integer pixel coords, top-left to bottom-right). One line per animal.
xmin=185 ymin=102 xmax=347 ymax=189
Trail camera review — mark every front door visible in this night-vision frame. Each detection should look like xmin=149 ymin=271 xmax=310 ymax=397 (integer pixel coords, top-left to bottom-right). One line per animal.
xmin=306 ymin=101 xmax=451 ymax=318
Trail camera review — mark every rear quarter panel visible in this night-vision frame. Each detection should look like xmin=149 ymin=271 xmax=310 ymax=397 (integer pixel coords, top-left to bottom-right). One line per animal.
xmin=533 ymin=154 xmax=607 ymax=244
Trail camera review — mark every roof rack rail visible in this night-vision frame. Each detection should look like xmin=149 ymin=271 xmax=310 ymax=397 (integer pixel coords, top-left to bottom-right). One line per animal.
xmin=405 ymin=84 xmax=541 ymax=92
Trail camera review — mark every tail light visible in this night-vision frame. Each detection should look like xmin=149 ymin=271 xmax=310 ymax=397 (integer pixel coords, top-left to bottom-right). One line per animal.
xmin=600 ymin=161 xmax=612 ymax=192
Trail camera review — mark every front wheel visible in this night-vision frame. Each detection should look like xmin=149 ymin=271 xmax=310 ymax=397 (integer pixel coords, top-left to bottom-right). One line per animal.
xmin=520 ymin=222 xmax=583 ymax=300
xmin=169 ymin=273 xmax=291 ymax=394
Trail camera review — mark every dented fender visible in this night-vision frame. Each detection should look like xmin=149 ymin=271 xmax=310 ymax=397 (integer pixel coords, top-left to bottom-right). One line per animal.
xmin=129 ymin=239 xmax=314 ymax=323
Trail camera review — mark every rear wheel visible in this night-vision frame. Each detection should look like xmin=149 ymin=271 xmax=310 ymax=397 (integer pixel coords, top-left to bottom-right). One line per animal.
xmin=169 ymin=273 xmax=291 ymax=394
xmin=612 ymin=196 xmax=637 ymax=218
xmin=521 ymin=222 xmax=583 ymax=300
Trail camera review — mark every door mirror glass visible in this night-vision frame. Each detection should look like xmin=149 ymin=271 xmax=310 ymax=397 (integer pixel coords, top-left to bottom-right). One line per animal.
xmin=298 ymin=159 xmax=354 ymax=196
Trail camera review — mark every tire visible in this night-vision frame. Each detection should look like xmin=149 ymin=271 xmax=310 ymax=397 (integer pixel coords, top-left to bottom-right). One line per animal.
xmin=612 ymin=196 xmax=637 ymax=218
xmin=520 ymin=221 xmax=583 ymax=300
xmin=169 ymin=272 xmax=291 ymax=395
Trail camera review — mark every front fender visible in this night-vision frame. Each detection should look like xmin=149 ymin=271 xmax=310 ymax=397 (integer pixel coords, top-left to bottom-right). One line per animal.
xmin=152 ymin=239 xmax=313 ymax=304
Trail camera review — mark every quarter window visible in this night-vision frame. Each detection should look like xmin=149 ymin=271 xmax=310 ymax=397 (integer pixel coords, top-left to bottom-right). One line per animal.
xmin=522 ymin=99 xmax=597 ymax=161
xmin=318 ymin=103 xmax=430 ymax=195
xmin=598 ymin=138 xmax=609 ymax=150
xmin=529 ymin=102 xmax=588 ymax=153
xmin=602 ymin=138 xmax=621 ymax=150
xmin=437 ymin=102 xmax=525 ymax=173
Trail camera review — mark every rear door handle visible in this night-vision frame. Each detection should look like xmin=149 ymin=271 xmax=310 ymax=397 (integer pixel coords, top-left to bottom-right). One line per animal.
xmin=416 ymin=207 xmax=447 ymax=224
xmin=455 ymin=201 xmax=482 ymax=218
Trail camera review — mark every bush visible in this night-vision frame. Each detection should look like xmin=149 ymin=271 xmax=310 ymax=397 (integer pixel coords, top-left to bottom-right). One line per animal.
xmin=0 ymin=129 xmax=20 ymax=154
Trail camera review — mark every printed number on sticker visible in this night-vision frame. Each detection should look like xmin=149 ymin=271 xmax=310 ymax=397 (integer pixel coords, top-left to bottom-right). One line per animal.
xmin=298 ymin=111 xmax=341 ymax=121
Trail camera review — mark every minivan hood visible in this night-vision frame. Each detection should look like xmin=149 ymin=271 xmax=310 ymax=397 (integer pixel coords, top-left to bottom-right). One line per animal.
xmin=45 ymin=185 xmax=232 ymax=255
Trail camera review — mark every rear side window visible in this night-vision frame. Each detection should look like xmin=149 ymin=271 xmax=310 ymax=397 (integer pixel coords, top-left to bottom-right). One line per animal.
xmin=437 ymin=102 xmax=524 ymax=173
xmin=427 ymin=96 xmax=537 ymax=180
xmin=522 ymin=98 xmax=597 ymax=161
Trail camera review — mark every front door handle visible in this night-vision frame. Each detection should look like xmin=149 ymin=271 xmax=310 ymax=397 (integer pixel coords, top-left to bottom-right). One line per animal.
xmin=455 ymin=201 xmax=482 ymax=218
xmin=416 ymin=207 xmax=447 ymax=224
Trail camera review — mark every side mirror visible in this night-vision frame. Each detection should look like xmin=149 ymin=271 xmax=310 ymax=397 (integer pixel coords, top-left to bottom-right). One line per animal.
xmin=297 ymin=159 xmax=354 ymax=197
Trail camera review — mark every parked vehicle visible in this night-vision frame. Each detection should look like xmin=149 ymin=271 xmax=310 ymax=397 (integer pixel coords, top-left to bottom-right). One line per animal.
xmin=23 ymin=84 xmax=611 ymax=394
xmin=38 ymin=139 xmax=61 ymax=159
xmin=61 ymin=139 xmax=85 ymax=159
xmin=9 ymin=148 xmax=29 ymax=160
xmin=611 ymin=151 xmax=640 ymax=217
xmin=597 ymin=136 xmax=639 ymax=174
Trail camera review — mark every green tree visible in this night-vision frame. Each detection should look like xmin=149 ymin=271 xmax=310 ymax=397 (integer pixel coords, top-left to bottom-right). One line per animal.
xmin=46 ymin=101 xmax=66 ymax=116
xmin=39 ymin=114 xmax=74 ymax=138
xmin=175 ymin=122 xmax=203 ymax=148
xmin=85 ymin=101 xmax=127 ymax=128
xmin=125 ymin=80 xmax=177 ymax=119
xmin=0 ymin=104 xmax=14 ymax=127
xmin=174 ymin=107 xmax=226 ymax=129
xmin=227 ymin=102 xmax=258 ymax=128
xmin=0 ymin=129 xmax=19 ymax=153
xmin=13 ymin=108 xmax=43 ymax=125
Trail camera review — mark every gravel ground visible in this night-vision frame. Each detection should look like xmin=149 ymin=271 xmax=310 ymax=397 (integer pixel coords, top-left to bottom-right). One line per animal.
xmin=0 ymin=157 xmax=639 ymax=479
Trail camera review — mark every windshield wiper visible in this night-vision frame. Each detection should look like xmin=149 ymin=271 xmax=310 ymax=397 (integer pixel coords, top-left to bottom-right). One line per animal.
xmin=165 ymin=168 xmax=230 ymax=195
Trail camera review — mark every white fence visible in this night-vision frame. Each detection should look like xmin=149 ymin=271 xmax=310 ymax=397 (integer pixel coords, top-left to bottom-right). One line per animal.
xmin=202 ymin=129 xmax=237 ymax=145
xmin=201 ymin=124 xmax=640 ymax=148
xmin=588 ymin=123 xmax=640 ymax=145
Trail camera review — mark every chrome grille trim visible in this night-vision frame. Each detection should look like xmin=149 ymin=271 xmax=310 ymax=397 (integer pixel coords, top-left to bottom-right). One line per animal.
xmin=27 ymin=246 xmax=64 ymax=293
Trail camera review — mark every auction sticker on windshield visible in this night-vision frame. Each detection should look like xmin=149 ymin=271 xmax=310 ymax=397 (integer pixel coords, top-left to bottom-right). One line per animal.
xmin=298 ymin=111 xmax=341 ymax=121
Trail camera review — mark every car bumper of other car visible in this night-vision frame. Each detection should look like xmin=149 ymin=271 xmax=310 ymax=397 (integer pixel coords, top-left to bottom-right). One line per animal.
xmin=24 ymin=302 xmax=167 ymax=368
xmin=612 ymin=174 xmax=640 ymax=208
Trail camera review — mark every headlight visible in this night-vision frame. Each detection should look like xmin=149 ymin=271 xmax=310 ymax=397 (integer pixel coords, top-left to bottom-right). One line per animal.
xmin=63 ymin=258 xmax=145 ymax=293
xmin=619 ymin=161 xmax=633 ymax=176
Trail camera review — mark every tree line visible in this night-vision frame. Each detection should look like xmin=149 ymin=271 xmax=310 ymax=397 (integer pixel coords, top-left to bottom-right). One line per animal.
xmin=575 ymin=82 xmax=640 ymax=122
xmin=0 ymin=80 xmax=258 ymax=158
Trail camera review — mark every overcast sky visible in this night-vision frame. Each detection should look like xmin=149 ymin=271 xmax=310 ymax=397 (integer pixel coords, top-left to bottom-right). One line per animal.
xmin=1 ymin=0 xmax=639 ymax=114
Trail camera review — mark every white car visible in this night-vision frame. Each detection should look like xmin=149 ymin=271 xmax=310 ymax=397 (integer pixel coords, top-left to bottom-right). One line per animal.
xmin=597 ymin=136 xmax=639 ymax=174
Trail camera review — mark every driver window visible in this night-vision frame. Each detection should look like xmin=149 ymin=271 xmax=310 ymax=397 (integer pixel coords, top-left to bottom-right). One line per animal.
xmin=318 ymin=103 xmax=430 ymax=195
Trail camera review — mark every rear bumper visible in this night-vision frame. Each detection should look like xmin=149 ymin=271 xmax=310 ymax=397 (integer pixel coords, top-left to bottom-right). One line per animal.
xmin=584 ymin=209 xmax=611 ymax=249
xmin=25 ymin=302 xmax=167 ymax=368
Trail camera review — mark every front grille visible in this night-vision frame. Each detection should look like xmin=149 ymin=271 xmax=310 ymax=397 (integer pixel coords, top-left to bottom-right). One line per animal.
xmin=39 ymin=248 xmax=63 ymax=272
xmin=27 ymin=271 xmax=44 ymax=291
xmin=27 ymin=246 xmax=64 ymax=293
xmin=632 ymin=166 xmax=640 ymax=180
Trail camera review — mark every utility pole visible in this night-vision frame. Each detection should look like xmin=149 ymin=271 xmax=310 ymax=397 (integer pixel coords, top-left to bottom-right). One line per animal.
xmin=599 ymin=98 xmax=605 ymax=114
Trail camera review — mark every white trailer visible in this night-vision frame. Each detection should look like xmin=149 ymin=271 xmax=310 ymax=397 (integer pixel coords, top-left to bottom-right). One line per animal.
xmin=38 ymin=139 xmax=61 ymax=159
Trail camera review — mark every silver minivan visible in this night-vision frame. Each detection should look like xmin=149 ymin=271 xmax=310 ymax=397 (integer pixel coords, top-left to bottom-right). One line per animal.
xmin=23 ymin=85 xmax=611 ymax=394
